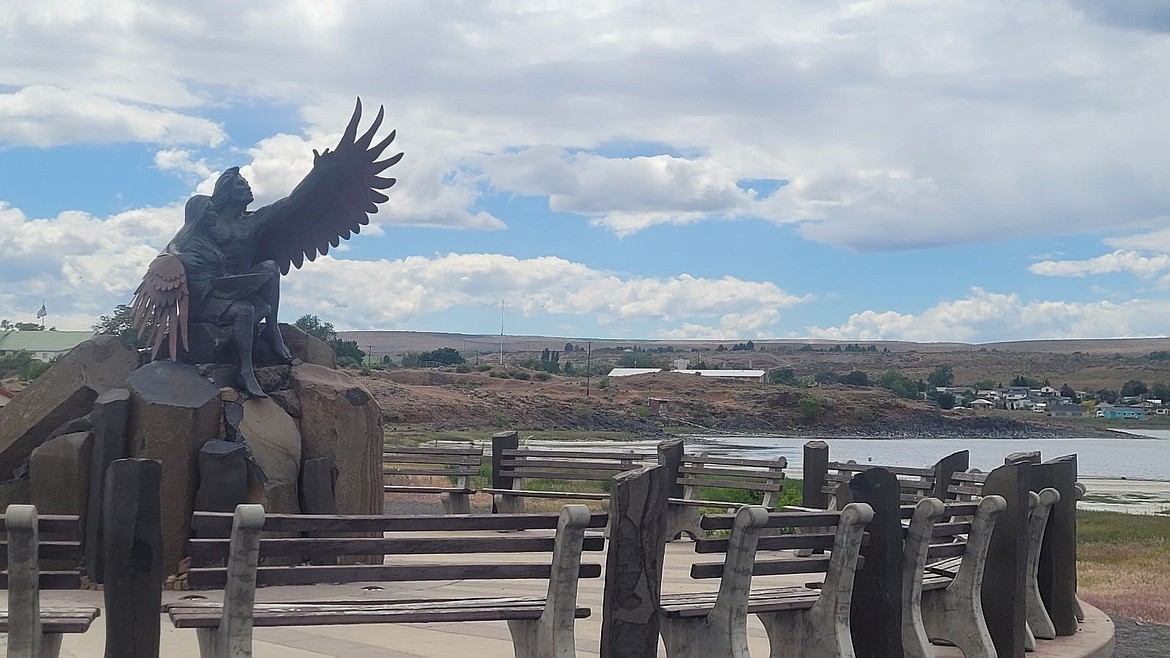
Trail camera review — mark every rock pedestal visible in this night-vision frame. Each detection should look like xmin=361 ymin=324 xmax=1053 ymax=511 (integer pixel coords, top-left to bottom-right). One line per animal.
xmin=0 ymin=335 xmax=138 ymax=478
xmin=293 ymin=364 xmax=381 ymax=516
xmin=239 ymin=397 xmax=302 ymax=514
xmin=30 ymin=431 xmax=94 ymax=517
xmin=126 ymin=360 xmax=222 ymax=576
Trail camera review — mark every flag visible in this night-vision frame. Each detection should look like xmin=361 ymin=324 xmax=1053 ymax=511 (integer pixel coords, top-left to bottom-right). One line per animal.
xmin=36 ymin=303 xmax=46 ymax=319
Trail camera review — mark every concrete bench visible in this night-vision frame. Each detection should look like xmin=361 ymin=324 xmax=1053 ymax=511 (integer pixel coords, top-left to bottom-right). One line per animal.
xmin=901 ymin=496 xmax=1006 ymax=658
xmin=168 ymin=504 xmax=607 ymax=658
xmin=382 ymin=443 xmax=484 ymax=514
xmin=657 ymin=503 xmax=874 ymax=658
xmin=656 ymin=439 xmax=788 ymax=541
xmin=801 ymin=441 xmax=970 ymax=509
xmin=0 ymin=505 xmax=100 ymax=658
xmin=484 ymin=431 xmax=652 ymax=514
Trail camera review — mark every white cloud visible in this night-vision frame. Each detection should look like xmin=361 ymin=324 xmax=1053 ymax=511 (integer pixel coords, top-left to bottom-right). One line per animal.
xmin=1029 ymin=250 xmax=1170 ymax=279
xmin=281 ymin=254 xmax=807 ymax=333
xmin=154 ymin=149 xmax=213 ymax=181
xmin=807 ymin=287 xmax=1170 ymax=342
xmin=0 ymin=86 xmax=225 ymax=148
xmin=484 ymin=148 xmax=772 ymax=235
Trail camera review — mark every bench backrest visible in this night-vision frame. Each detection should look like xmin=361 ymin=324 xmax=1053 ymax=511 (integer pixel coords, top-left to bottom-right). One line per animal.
xmin=496 ymin=448 xmax=653 ymax=490
xmin=690 ymin=504 xmax=874 ymax=620
xmin=383 ymin=444 xmax=484 ymax=489
xmin=185 ymin=509 xmax=609 ymax=589
xmin=827 ymin=461 xmax=937 ymax=504
xmin=677 ymin=454 xmax=787 ymax=509
xmin=0 ymin=507 xmax=82 ymax=589
xmin=946 ymin=469 xmax=988 ymax=500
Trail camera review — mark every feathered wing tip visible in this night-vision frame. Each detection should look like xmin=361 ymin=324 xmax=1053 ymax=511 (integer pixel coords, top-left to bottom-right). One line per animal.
xmin=130 ymin=253 xmax=190 ymax=361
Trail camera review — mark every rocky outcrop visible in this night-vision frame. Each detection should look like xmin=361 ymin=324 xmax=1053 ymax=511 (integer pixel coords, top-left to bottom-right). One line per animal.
xmin=292 ymin=364 xmax=381 ymax=516
xmin=238 ymin=397 xmax=301 ymax=514
xmin=126 ymin=360 xmax=222 ymax=576
xmin=280 ymin=324 xmax=336 ymax=369
xmin=0 ymin=335 xmax=138 ymax=478
xmin=30 ymin=431 xmax=93 ymax=517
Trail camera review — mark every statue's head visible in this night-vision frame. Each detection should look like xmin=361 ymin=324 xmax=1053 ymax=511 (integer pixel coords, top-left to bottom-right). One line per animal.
xmin=211 ymin=167 xmax=254 ymax=209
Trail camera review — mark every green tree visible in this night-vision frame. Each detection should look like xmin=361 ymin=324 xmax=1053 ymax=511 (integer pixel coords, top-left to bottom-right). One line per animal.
xmin=840 ymin=370 xmax=870 ymax=386
xmin=800 ymin=396 xmax=823 ymax=422
xmin=1059 ymin=383 xmax=1076 ymax=399
xmin=332 ymin=340 xmax=366 ymax=363
xmin=1152 ymin=382 xmax=1170 ymax=401
xmin=294 ymin=314 xmax=336 ymax=341
xmin=927 ymin=365 xmax=954 ymax=388
xmin=1011 ymin=374 xmax=1042 ymax=388
xmin=937 ymin=392 xmax=957 ymax=410
xmin=1095 ymin=388 xmax=1119 ymax=404
xmin=419 ymin=347 xmax=465 ymax=366
xmin=94 ymin=304 xmax=147 ymax=349
xmin=878 ymin=370 xmax=919 ymax=399
xmin=771 ymin=368 xmax=798 ymax=385
xmin=1121 ymin=379 xmax=1148 ymax=398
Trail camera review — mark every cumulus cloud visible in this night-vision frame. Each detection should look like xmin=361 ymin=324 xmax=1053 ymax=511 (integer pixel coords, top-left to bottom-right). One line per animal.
xmin=484 ymin=147 xmax=774 ymax=235
xmin=1029 ymin=250 xmax=1170 ymax=279
xmin=281 ymin=254 xmax=807 ymax=333
xmin=0 ymin=201 xmax=181 ymax=326
xmin=807 ymin=288 xmax=1170 ymax=342
xmin=0 ymin=86 xmax=225 ymax=148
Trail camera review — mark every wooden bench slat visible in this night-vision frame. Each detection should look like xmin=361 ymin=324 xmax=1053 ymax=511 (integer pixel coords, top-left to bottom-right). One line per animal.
xmin=679 ymin=465 xmax=785 ymax=478
xmin=499 ymin=469 xmax=620 ymax=481
xmin=683 ymin=455 xmax=788 ymax=468
xmin=694 ymin=533 xmax=837 ymax=554
xmin=0 ymin=540 xmax=83 ymax=563
xmin=826 ymin=462 xmax=935 ymax=477
xmin=170 ymin=600 xmax=590 ymax=628
xmin=660 ymin=585 xmax=819 ymax=618
xmin=382 ymin=485 xmax=475 ymax=494
xmin=0 ymin=608 xmax=101 ymax=634
xmin=383 ymin=454 xmax=483 ymax=466
xmin=190 ymin=511 xmax=608 ymax=535
xmin=188 ymin=535 xmax=605 ymax=566
xmin=701 ymin=511 xmax=841 ymax=530
xmin=188 ymin=562 xmax=603 ymax=589
xmin=926 ymin=543 xmax=968 ymax=560
xmin=690 ymin=556 xmax=831 ymax=579
xmin=502 ymin=449 xmax=652 ymax=460
xmin=500 ymin=458 xmax=637 ymax=471
xmin=951 ymin=471 xmax=988 ymax=482
xmin=0 ymin=571 xmax=82 ymax=589
xmin=677 ymin=477 xmax=781 ymax=492
xmin=482 ymin=488 xmax=610 ymax=501
xmin=947 ymin=484 xmax=984 ymax=496
xmin=932 ymin=522 xmax=972 ymax=537
xmin=383 ymin=466 xmax=480 ymax=476
xmin=383 ymin=446 xmax=483 ymax=456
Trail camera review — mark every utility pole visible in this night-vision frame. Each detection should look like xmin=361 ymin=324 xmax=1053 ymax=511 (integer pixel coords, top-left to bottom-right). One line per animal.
xmin=586 ymin=341 xmax=592 ymax=397
xmin=499 ymin=300 xmax=505 ymax=365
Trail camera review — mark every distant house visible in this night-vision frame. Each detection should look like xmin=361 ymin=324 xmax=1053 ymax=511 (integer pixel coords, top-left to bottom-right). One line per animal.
xmin=1048 ymin=403 xmax=1085 ymax=418
xmin=648 ymin=397 xmax=670 ymax=415
xmin=0 ymin=386 xmax=15 ymax=408
xmin=676 ymin=369 xmax=767 ymax=381
xmin=969 ymin=398 xmax=994 ymax=410
xmin=1101 ymin=407 xmax=1146 ymax=420
xmin=0 ymin=330 xmax=95 ymax=362
xmin=607 ymin=368 xmax=663 ymax=377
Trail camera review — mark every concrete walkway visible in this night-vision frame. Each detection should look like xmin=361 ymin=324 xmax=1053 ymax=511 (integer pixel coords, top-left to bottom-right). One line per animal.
xmin=2 ymin=532 xmax=1114 ymax=657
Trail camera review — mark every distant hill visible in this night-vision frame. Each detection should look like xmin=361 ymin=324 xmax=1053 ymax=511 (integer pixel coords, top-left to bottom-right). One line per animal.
xmin=338 ymin=330 xmax=1170 ymax=358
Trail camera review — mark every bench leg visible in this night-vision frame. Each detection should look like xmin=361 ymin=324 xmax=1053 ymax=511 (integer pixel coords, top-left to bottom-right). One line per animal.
xmin=35 ymin=633 xmax=63 ymax=658
xmin=663 ymin=503 xmax=703 ymax=541
xmin=493 ymin=493 xmax=525 ymax=515
xmin=440 ymin=492 xmax=472 ymax=514
xmin=921 ymin=588 xmax=995 ymax=658
xmin=507 ymin=618 xmax=577 ymax=658
xmin=660 ymin=615 xmax=750 ymax=658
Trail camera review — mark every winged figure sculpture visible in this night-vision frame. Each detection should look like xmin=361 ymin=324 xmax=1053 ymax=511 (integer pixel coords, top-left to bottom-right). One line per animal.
xmin=130 ymin=98 xmax=402 ymax=396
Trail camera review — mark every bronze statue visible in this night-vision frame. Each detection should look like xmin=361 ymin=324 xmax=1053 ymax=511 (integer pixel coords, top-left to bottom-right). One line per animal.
xmin=130 ymin=99 xmax=401 ymax=396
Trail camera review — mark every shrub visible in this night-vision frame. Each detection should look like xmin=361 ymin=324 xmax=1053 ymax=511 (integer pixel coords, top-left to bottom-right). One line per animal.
xmin=476 ymin=364 xmax=493 ymax=372
xmin=337 ymin=356 xmax=361 ymax=369
xmin=455 ymin=364 xmax=472 ymax=373
xmin=635 ymin=404 xmax=652 ymax=418
xmin=534 ymin=371 xmax=551 ymax=381
xmin=800 ymin=396 xmax=823 ymax=422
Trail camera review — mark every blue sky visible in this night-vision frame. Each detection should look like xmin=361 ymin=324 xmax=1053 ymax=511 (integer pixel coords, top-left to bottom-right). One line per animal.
xmin=2 ymin=1 xmax=1170 ymax=343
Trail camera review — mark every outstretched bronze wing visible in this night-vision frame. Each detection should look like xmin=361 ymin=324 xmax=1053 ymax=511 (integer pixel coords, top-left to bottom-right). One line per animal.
xmin=130 ymin=253 xmax=190 ymax=360
xmin=253 ymin=98 xmax=403 ymax=275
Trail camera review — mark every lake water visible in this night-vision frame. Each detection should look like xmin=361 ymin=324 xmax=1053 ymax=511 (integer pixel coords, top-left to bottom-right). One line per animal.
xmin=685 ymin=429 xmax=1170 ymax=481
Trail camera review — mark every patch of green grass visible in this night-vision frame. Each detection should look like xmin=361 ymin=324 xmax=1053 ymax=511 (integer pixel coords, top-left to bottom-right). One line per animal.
xmin=1077 ymin=509 xmax=1170 ymax=546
